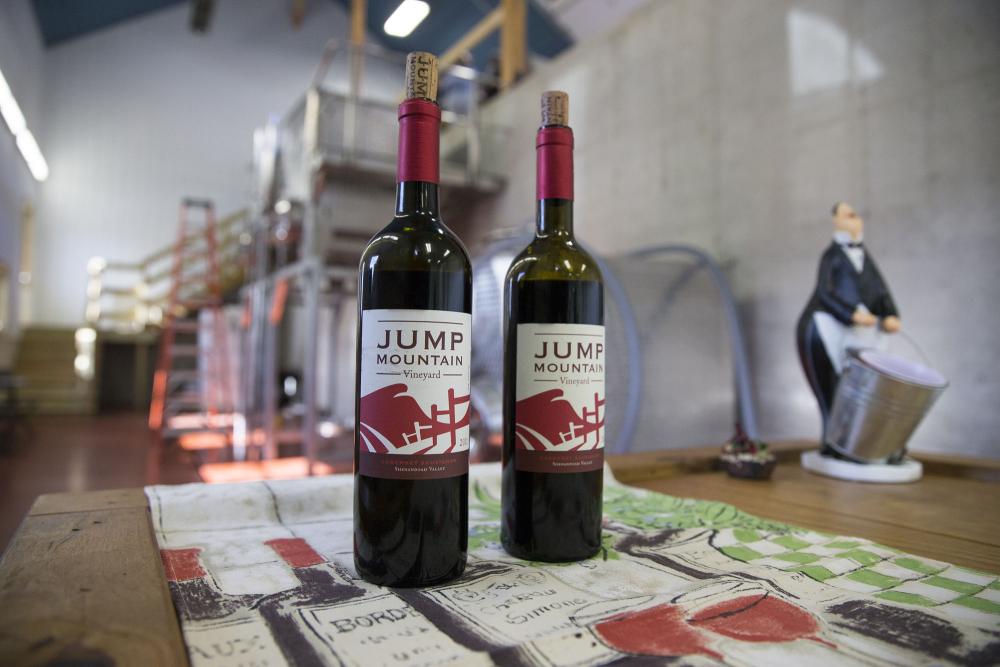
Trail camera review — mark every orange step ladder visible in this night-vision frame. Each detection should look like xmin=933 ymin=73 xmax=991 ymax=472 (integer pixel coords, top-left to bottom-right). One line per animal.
xmin=149 ymin=198 xmax=234 ymax=440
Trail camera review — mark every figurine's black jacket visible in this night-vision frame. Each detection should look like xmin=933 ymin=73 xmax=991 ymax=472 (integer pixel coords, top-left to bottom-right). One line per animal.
xmin=801 ymin=242 xmax=898 ymax=325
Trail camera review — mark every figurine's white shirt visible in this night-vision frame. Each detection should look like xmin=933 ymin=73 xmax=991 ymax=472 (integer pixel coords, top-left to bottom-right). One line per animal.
xmin=814 ymin=311 xmax=884 ymax=373
xmin=833 ymin=231 xmax=865 ymax=273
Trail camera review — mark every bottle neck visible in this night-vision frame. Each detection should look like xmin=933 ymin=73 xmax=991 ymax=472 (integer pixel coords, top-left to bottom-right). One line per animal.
xmin=395 ymin=181 xmax=440 ymax=216
xmin=535 ymin=124 xmax=574 ymax=239
xmin=397 ymin=98 xmax=441 ymax=194
xmin=536 ymin=199 xmax=574 ymax=238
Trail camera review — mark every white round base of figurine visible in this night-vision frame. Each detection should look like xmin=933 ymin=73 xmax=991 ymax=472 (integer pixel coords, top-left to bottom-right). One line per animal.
xmin=801 ymin=450 xmax=923 ymax=483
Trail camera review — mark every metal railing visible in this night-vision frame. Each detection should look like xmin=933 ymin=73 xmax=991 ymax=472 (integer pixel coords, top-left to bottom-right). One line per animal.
xmin=82 ymin=209 xmax=250 ymax=333
xmin=261 ymin=40 xmax=506 ymax=211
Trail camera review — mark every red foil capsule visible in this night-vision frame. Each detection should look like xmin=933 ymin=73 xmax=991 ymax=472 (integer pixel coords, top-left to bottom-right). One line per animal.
xmin=536 ymin=126 xmax=574 ymax=201
xmin=397 ymin=98 xmax=441 ymax=184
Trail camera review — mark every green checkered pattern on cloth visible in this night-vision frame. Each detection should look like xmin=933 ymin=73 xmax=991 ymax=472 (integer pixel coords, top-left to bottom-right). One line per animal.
xmin=711 ymin=527 xmax=1000 ymax=625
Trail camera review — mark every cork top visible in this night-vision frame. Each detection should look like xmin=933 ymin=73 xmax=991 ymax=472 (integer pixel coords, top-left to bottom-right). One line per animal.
xmin=405 ymin=52 xmax=438 ymax=102
xmin=540 ymin=91 xmax=569 ymax=126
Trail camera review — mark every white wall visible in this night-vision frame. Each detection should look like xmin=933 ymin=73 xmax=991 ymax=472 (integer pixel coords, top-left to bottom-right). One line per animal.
xmin=32 ymin=0 xmax=398 ymax=326
xmin=0 ymin=0 xmax=45 ymax=340
xmin=467 ymin=0 xmax=1000 ymax=458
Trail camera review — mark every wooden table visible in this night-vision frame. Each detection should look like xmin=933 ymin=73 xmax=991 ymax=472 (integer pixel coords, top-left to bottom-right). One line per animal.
xmin=1 ymin=442 xmax=997 ymax=666
xmin=610 ymin=442 xmax=1000 ymax=573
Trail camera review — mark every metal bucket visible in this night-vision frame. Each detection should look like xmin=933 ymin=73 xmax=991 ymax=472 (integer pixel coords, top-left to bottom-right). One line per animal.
xmin=826 ymin=348 xmax=948 ymax=463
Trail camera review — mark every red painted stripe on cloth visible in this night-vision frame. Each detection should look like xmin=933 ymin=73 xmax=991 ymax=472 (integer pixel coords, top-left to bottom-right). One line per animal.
xmin=266 ymin=538 xmax=325 ymax=568
xmin=160 ymin=547 xmax=206 ymax=581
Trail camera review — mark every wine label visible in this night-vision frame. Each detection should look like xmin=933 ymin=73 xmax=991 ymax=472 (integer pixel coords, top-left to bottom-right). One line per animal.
xmin=514 ymin=323 xmax=605 ymax=473
xmin=358 ymin=309 xmax=471 ymax=480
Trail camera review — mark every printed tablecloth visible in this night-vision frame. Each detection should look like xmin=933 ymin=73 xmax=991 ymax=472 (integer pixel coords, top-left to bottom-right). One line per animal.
xmin=146 ymin=464 xmax=1000 ymax=666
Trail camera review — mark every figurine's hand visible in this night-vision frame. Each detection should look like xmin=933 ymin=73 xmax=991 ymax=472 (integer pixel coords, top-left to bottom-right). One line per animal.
xmin=882 ymin=316 xmax=902 ymax=333
xmin=852 ymin=308 xmax=878 ymax=327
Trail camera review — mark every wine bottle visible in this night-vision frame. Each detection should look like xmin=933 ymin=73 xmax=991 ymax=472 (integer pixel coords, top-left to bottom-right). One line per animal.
xmin=501 ymin=91 xmax=605 ymax=561
xmin=354 ymin=52 xmax=472 ymax=586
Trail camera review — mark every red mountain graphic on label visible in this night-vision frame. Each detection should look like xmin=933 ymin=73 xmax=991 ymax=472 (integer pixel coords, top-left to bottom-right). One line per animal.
xmin=515 ymin=388 xmax=605 ymax=451
xmin=360 ymin=383 xmax=470 ymax=455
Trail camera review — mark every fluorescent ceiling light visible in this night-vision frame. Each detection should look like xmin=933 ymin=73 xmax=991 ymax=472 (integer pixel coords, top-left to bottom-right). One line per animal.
xmin=0 ymin=70 xmax=26 ymax=135
xmin=0 ymin=72 xmax=28 ymax=135
xmin=383 ymin=0 xmax=430 ymax=38
xmin=0 ymin=66 xmax=48 ymax=182
xmin=16 ymin=129 xmax=49 ymax=182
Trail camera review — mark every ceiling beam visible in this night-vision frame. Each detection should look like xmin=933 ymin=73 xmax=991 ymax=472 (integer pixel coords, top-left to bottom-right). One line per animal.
xmin=500 ymin=0 xmax=527 ymax=87
xmin=438 ymin=7 xmax=503 ymax=72
xmin=350 ymin=0 xmax=367 ymax=46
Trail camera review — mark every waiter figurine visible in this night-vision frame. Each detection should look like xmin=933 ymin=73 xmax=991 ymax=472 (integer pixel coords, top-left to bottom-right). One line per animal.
xmin=797 ymin=202 xmax=901 ymax=455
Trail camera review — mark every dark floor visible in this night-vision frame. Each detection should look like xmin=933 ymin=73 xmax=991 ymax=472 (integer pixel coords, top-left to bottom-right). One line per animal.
xmin=0 ymin=413 xmax=200 ymax=552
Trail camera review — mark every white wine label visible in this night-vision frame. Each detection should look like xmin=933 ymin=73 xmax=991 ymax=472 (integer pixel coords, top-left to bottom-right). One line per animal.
xmin=358 ymin=309 xmax=471 ymax=479
xmin=515 ymin=323 xmax=605 ymax=473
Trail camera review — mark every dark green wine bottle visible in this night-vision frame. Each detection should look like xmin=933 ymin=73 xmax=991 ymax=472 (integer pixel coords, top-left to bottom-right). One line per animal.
xmin=354 ymin=53 xmax=471 ymax=586
xmin=501 ymin=91 xmax=605 ymax=561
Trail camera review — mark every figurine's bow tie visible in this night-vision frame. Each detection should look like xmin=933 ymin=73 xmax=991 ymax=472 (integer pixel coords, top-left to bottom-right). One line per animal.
xmin=843 ymin=241 xmax=863 ymax=248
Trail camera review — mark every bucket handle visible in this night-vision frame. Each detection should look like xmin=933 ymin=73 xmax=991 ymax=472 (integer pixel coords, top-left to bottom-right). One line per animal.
xmin=892 ymin=329 xmax=934 ymax=367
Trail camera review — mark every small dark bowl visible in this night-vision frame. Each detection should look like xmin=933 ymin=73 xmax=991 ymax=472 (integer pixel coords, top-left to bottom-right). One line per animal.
xmin=723 ymin=457 xmax=777 ymax=480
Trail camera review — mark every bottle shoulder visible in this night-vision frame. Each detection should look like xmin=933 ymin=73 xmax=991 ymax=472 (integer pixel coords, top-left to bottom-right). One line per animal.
xmin=506 ymin=237 xmax=603 ymax=284
xmin=361 ymin=213 xmax=471 ymax=273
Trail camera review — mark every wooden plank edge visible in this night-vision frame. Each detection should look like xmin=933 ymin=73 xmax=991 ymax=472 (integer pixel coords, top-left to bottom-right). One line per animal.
xmin=141 ymin=493 xmax=190 ymax=667
xmin=29 ymin=488 xmax=151 ymax=516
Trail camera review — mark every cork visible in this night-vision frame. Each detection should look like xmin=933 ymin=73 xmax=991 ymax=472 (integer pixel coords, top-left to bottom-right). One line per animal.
xmin=541 ymin=91 xmax=569 ymax=126
xmin=405 ymin=52 xmax=438 ymax=102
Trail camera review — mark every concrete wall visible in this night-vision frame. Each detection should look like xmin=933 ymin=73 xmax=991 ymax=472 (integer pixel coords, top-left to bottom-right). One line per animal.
xmin=0 ymin=0 xmax=45 ymax=343
xmin=31 ymin=0 xmax=399 ymax=327
xmin=468 ymin=0 xmax=1000 ymax=458
xmin=538 ymin=0 xmax=652 ymax=42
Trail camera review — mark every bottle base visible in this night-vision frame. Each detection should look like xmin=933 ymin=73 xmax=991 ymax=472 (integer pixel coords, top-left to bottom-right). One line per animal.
xmin=501 ymin=535 xmax=600 ymax=563
xmin=354 ymin=556 xmax=467 ymax=588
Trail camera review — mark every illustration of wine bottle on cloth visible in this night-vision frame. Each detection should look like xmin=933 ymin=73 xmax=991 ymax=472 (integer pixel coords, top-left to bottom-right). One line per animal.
xmin=502 ymin=91 xmax=606 ymax=562
xmin=354 ymin=53 xmax=472 ymax=586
